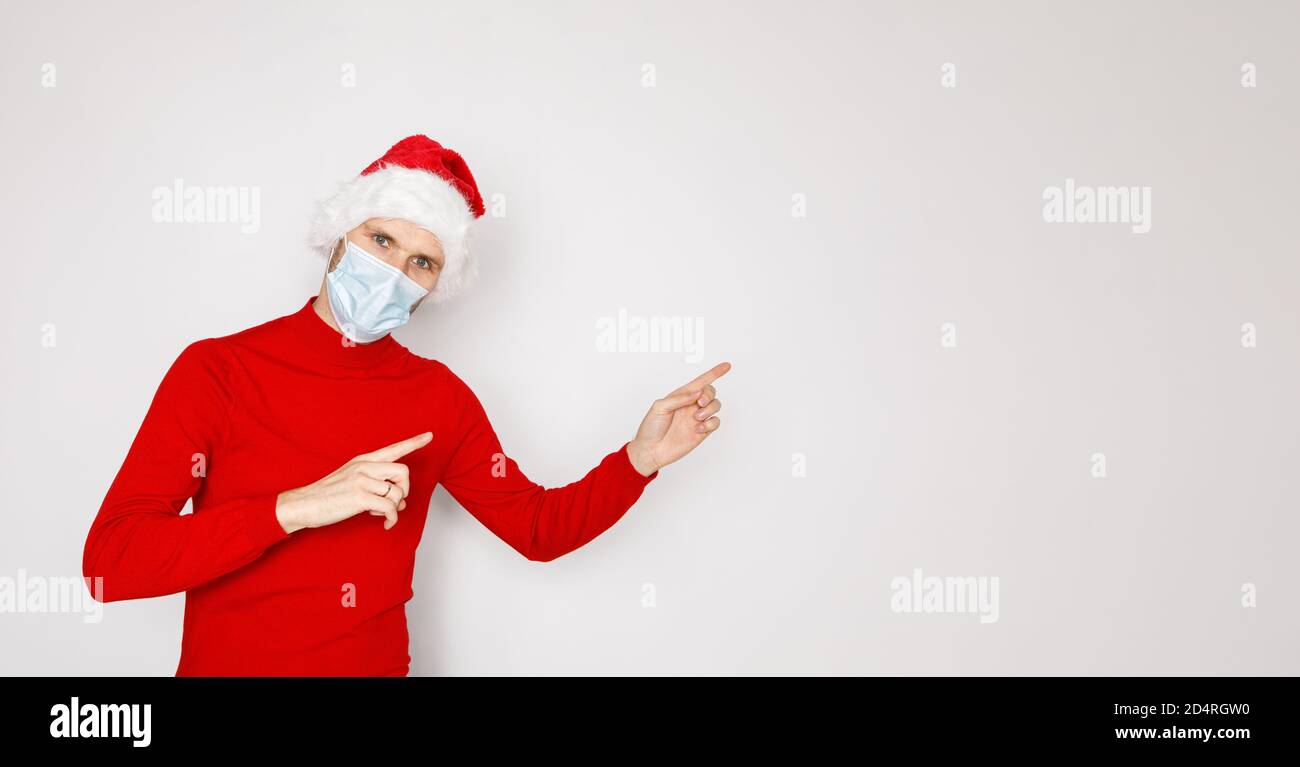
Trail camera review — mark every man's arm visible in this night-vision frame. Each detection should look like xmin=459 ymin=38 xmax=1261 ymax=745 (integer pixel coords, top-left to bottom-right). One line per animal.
xmin=82 ymin=340 xmax=290 ymax=602
xmin=437 ymin=371 xmax=658 ymax=563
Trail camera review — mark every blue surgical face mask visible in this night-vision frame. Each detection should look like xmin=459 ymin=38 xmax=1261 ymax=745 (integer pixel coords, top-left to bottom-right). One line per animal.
xmin=325 ymin=238 xmax=430 ymax=343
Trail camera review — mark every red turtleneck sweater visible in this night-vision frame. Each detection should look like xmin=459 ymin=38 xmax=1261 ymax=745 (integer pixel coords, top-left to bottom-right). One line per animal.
xmin=82 ymin=297 xmax=657 ymax=676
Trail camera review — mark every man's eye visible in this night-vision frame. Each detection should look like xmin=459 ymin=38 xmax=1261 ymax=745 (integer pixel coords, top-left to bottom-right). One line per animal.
xmin=372 ymin=234 xmax=390 ymax=247
xmin=414 ymin=256 xmax=432 ymax=270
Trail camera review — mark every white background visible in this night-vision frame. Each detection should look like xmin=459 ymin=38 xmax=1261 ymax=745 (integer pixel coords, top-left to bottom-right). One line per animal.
xmin=1 ymin=0 xmax=1297 ymax=674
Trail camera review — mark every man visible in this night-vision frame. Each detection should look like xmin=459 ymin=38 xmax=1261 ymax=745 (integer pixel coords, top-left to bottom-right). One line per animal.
xmin=82 ymin=135 xmax=730 ymax=676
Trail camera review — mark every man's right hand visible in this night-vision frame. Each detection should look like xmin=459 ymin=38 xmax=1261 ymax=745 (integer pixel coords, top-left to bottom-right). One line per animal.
xmin=274 ymin=432 xmax=433 ymax=534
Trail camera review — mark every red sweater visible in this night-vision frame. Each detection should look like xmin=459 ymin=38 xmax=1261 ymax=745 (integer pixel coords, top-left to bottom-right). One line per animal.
xmin=83 ymin=296 xmax=657 ymax=676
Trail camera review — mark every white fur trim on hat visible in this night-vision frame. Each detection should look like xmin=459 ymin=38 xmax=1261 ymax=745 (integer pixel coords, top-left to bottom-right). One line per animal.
xmin=308 ymin=164 xmax=477 ymax=304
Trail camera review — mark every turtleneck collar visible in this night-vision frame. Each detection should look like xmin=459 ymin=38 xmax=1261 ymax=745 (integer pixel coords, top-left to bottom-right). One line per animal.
xmin=285 ymin=295 xmax=403 ymax=369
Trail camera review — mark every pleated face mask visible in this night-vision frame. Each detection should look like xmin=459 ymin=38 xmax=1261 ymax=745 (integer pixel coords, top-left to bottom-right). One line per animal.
xmin=325 ymin=238 xmax=430 ymax=343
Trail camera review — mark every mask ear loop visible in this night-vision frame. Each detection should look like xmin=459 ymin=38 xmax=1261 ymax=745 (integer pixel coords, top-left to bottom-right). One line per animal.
xmin=328 ymin=235 xmax=347 ymax=273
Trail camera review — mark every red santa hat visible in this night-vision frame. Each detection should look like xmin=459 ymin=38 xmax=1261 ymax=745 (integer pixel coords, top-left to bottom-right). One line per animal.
xmin=309 ymin=135 xmax=486 ymax=304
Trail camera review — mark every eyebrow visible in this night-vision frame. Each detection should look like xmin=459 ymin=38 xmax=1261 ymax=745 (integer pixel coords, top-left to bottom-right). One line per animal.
xmin=367 ymin=224 xmax=443 ymax=265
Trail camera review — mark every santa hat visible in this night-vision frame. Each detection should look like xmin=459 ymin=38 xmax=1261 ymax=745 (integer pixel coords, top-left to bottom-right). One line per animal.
xmin=308 ymin=135 xmax=486 ymax=304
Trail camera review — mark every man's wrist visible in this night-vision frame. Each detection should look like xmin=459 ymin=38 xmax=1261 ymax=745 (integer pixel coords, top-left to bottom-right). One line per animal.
xmin=274 ymin=491 xmax=306 ymax=534
xmin=625 ymin=442 xmax=658 ymax=478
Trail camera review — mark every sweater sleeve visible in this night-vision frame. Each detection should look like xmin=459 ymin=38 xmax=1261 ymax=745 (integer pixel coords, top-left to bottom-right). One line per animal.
xmin=82 ymin=340 xmax=290 ymax=603
xmin=438 ymin=369 xmax=657 ymax=562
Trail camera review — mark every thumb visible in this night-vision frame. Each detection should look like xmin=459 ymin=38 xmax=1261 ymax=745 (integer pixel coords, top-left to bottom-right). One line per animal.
xmin=652 ymin=389 xmax=701 ymax=415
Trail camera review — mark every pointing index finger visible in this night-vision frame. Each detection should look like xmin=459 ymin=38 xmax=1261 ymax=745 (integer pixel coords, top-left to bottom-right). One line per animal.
xmin=358 ymin=431 xmax=433 ymax=462
xmin=673 ymin=361 xmax=732 ymax=395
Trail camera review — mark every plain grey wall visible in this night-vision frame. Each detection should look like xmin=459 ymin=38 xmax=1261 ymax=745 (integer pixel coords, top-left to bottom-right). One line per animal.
xmin=1 ymin=0 xmax=1296 ymax=674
